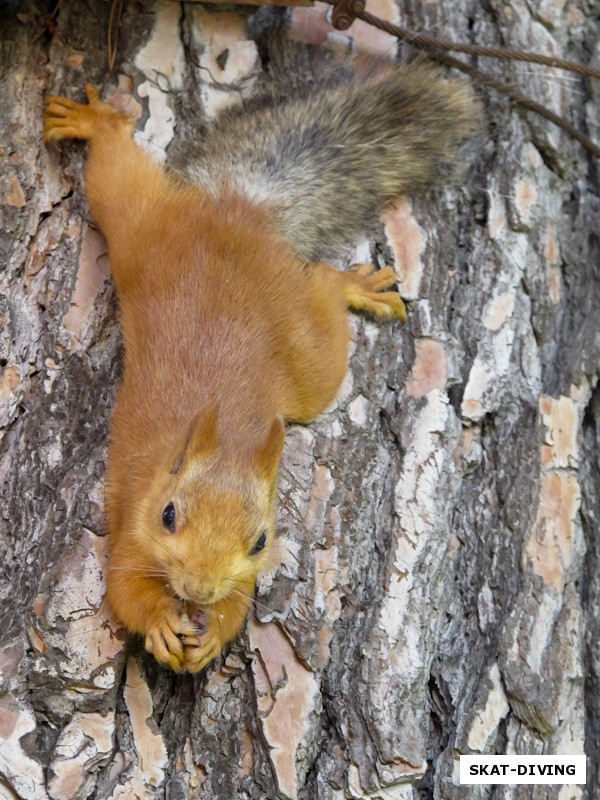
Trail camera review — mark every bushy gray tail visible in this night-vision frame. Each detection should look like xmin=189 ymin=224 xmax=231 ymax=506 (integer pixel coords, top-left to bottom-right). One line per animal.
xmin=170 ymin=63 xmax=481 ymax=262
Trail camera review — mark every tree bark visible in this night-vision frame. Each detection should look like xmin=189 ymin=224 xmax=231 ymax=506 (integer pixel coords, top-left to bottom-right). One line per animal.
xmin=1 ymin=1 xmax=598 ymax=799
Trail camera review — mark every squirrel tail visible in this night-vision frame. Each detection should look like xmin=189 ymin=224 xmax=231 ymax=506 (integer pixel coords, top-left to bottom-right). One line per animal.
xmin=170 ymin=62 xmax=482 ymax=262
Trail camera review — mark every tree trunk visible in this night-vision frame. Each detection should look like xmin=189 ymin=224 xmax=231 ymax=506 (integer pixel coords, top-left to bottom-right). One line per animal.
xmin=1 ymin=1 xmax=598 ymax=799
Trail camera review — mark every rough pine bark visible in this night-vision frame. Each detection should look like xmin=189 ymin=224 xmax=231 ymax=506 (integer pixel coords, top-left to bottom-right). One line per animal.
xmin=0 ymin=1 xmax=599 ymax=799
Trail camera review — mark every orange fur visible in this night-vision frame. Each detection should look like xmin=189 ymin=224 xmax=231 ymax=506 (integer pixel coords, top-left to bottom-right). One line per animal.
xmin=44 ymin=87 xmax=405 ymax=672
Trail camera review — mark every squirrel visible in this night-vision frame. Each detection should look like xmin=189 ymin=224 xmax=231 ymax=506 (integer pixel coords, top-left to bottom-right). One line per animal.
xmin=43 ymin=62 xmax=480 ymax=673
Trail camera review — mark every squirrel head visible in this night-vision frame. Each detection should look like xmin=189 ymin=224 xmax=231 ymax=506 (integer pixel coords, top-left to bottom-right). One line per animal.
xmin=135 ymin=403 xmax=285 ymax=605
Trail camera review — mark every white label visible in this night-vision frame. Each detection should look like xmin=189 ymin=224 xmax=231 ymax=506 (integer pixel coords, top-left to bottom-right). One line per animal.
xmin=460 ymin=755 xmax=586 ymax=785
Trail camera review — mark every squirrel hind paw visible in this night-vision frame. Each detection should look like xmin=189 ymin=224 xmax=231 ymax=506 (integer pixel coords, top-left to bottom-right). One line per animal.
xmin=344 ymin=264 xmax=407 ymax=323
xmin=43 ymin=95 xmax=94 ymax=142
xmin=43 ymin=89 xmax=134 ymax=143
xmin=348 ymin=290 xmax=407 ymax=322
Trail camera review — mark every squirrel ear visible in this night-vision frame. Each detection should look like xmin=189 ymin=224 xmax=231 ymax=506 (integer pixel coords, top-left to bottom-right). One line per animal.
xmin=254 ymin=415 xmax=285 ymax=479
xmin=171 ymin=402 xmax=219 ymax=474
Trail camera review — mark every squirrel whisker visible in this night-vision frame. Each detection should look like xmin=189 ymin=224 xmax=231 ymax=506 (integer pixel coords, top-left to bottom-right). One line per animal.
xmin=107 ymin=566 xmax=169 ymax=577
xmin=226 ymin=585 xmax=279 ymax=619
xmin=132 ymin=523 xmax=185 ymax=569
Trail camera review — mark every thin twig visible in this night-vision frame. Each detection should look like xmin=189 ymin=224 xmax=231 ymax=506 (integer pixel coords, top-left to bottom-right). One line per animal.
xmin=108 ymin=0 xmax=124 ymax=70
xmin=322 ymin=2 xmax=600 ymax=159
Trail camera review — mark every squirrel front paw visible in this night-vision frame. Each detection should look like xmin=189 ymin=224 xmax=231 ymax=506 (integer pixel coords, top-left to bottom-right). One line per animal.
xmin=182 ymin=608 xmax=230 ymax=673
xmin=44 ymin=84 xmax=134 ymax=143
xmin=144 ymin=600 xmax=199 ymax=672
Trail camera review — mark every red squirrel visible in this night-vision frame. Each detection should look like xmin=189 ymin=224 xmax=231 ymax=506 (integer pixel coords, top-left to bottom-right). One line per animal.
xmin=44 ymin=66 xmax=479 ymax=672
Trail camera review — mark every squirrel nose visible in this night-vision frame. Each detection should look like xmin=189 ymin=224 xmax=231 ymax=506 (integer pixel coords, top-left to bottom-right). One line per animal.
xmin=185 ymin=580 xmax=214 ymax=604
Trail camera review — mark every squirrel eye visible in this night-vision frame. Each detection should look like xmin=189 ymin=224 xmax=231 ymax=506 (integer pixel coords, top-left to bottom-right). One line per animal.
xmin=250 ymin=530 xmax=267 ymax=555
xmin=162 ymin=502 xmax=176 ymax=533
